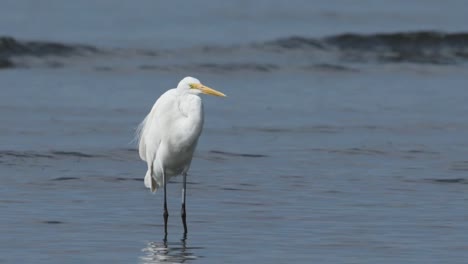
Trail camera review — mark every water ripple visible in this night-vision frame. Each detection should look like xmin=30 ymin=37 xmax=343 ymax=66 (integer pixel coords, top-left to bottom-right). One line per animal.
xmin=140 ymin=236 xmax=202 ymax=264
xmin=210 ymin=150 xmax=268 ymax=158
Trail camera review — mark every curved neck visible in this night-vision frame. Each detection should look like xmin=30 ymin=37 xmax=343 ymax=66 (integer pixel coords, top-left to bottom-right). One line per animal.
xmin=179 ymin=94 xmax=204 ymax=124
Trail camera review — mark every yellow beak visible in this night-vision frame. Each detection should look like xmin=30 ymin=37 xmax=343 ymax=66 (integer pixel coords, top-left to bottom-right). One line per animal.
xmin=190 ymin=83 xmax=226 ymax=97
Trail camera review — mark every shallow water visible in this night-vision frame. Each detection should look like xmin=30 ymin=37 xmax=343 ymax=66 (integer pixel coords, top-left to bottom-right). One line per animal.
xmin=1 ymin=1 xmax=468 ymax=263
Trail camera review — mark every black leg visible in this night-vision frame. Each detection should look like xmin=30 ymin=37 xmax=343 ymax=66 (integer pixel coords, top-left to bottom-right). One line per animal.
xmin=181 ymin=172 xmax=188 ymax=234
xmin=163 ymin=169 xmax=168 ymax=235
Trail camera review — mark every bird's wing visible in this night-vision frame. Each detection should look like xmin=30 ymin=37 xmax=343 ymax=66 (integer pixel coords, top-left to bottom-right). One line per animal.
xmin=137 ymin=113 xmax=151 ymax=161
xmin=137 ymin=89 xmax=176 ymax=162
xmin=137 ymin=100 xmax=161 ymax=162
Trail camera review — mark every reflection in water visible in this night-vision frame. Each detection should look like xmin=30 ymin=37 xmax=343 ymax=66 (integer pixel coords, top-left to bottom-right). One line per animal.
xmin=140 ymin=235 xmax=202 ymax=263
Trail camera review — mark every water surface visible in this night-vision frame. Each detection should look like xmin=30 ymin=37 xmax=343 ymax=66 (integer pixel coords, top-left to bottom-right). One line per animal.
xmin=1 ymin=1 xmax=468 ymax=263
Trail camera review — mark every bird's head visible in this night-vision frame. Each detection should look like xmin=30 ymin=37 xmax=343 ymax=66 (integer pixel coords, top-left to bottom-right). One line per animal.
xmin=177 ymin=76 xmax=226 ymax=97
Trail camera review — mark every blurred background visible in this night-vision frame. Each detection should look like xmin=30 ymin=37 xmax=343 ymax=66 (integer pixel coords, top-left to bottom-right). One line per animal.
xmin=1 ymin=1 xmax=468 ymax=263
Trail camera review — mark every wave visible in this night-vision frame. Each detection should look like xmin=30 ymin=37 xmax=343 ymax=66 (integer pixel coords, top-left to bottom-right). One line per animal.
xmin=0 ymin=36 xmax=98 ymax=69
xmin=0 ymin=36 xmax=97 ymax=57
xmin=1 ymin=31 xmax=468 ymax=71
xmin=0 ymin=150 xmax=98 ymax=159
xmin=426 ymin=178 xmax=468 ymax=184
xmin=210 ymin=150 xmax=268 ymax=158
xmin=261 ymin=31 xmax=468 ymax=64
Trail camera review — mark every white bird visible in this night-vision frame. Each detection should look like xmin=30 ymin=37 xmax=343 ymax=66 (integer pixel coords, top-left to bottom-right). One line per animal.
xmin=137 ymin=76 xmax=226 ymax=234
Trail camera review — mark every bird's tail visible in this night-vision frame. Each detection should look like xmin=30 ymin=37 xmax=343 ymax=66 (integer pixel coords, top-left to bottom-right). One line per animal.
xmin=144 ymin=169 xmax=158 ymax=192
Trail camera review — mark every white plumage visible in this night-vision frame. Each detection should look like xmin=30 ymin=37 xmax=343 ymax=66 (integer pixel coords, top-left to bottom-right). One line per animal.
xmin=138 ymin=77 xmax=225 ymax=192
xmin=137 ymin=77 xmax=226 ymax=233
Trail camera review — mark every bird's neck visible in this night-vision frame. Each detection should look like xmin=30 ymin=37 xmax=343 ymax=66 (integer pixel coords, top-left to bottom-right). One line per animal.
xmin=177 ymin=94 xmax=204 ymax=141
xmin=179 ymin=94 xmax=204 ymax=122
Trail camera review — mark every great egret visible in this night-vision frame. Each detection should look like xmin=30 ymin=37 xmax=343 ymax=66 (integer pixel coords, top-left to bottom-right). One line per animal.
xmin=137 ymin=76 xmax=226 ymax=234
